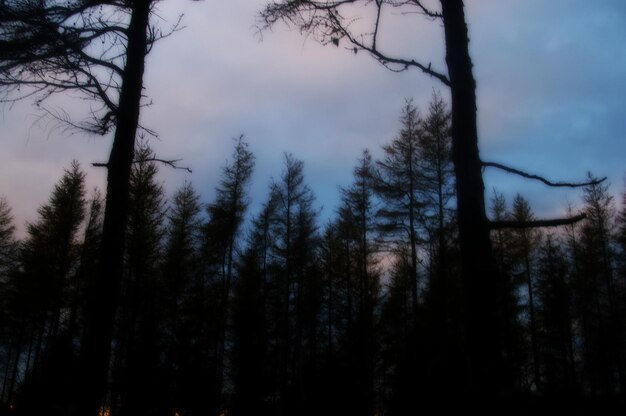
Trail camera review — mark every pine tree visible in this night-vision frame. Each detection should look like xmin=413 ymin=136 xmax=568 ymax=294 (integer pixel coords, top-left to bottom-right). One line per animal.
xmin=203 ymin=136 xmax=255 ymax=411
xmin=419 ymin=92 xmax=455 ymax=292
xmin=114 ymin=142 xmax=167 ymax=416
xmin=231 ymin=196 xmax=278 ymax=416
xmin=0 ymin=197 xmax=17 ymax=281
xmin=269 ymin=153 xmax=319 ymax=414
xmin=0 ymin=196 xmax=18 ymax=407
xmin=576 ymin=176 xmax=624 ymax=396
xmin=161 ymin=181 xmax=202 ymax=414
xmin=536 ymin=233 xmax=576 ymax=397
xmin=417 ymin=92 xmax=461 ymax=396
xmin=9 ymin=161 xmax=86 ymax=414
xmin=67 ymin=190 xmax=104 ymax=342
xmin=334 ymin=149 xmax=381 ymax=416
xmin=510 ymin=194 xmax=542 ymax=391
xmin=375 ymin=100 xmax=424 ymax=315
xmin=489 ymin=191 xmax=525 ymax=394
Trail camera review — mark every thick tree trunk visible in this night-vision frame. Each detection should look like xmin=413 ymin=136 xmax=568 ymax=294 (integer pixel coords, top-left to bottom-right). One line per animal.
xmin=72 ymin=2 xmax=151 ymax=415
xmin=440 ymin=0 xmax=500 ymax=401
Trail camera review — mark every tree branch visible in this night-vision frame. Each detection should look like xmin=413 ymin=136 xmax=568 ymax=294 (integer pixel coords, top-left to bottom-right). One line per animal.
xmin=334 ymin=12 xmax=450 ymax=85
xmin=489 ymin=213 xmax=587 ymax=230
xmin=410 ymin=1 xmax=443 ymax=19
xmin=259 ymin=0 xmax=451 ymax=85
xmin=482 ymin=161 xmax=606 ymax=188
xmin=93 ymin=157 xmax=192 ymax=173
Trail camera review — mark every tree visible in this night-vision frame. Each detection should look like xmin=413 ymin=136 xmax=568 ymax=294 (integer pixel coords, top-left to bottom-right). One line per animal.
xmin=159 ymin=181 xmax=205 ymax=416
xmin=1 ymin=3 xmax=181 ymax=412
xmin=375 ymin=100 xmax=423 ymax=315
xmin=19 ymin=161 xmax=86 ymax=342
xmin=489 ymin=191 xmax=525 ymax=394
xmin=0 ymin=196 xmax=18 ymax=408
xmin=233 ymin=153 xmax=320 ymax=415
xmin=535 ymin=233 xmax=576 ymax=397
xmin=270 ymin=153 xmax=319 ymax=413
xmin=0 ymin=197 xmax=17 ymax=282
xmin=509 ymin=194 xmax=542 ymax=391
xmin=419 ymin=92 xmax=455 ymax=296
xmin=259 ymin=2 xmax=602 ymax=402
xmin=113 ymin=141 xmax=167 ymax=416
xmin=259 ymin=1 xmax=501 ymax=397
xmin=576 ymin=176 xmax=624 ymax=396
xmin=334 ymin=149 xmax=381 ymax=416
xmin=203 ymin=136 xmax=255 ymax=408
xmin=7 ymin=161 xmax=86 ymax=414
xmin=231 ymin=195 xmax=279 ymax=416
xmin=417 ymin=92 xmax=460 ymax=394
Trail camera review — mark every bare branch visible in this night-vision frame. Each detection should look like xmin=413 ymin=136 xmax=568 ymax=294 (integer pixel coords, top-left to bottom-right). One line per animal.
xmin=259 ymin=0 xmax=451 ymax=86
xmin=329 ymin=11 xmax=450 ymax=85
xmin=409 ymin=1 xmax=443 ymax=19
xmin=482 ymin=161 xmax=607 ymax=188
xmin=93 ymin=157 xmax=192 ymax=173
xmin=489 ymin=213 xmax=587 ymax=230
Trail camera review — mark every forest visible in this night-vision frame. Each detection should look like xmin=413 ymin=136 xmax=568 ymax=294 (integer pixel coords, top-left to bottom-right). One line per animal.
xmin=1 ymin=96 xmax=626 ymax=415
xmin=1 ymin=0 xmax=626 ymax=415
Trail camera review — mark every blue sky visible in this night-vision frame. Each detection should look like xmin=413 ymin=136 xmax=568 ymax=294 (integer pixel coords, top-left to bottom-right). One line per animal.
xmin=1 ymin=0 xmax=625 ymax=237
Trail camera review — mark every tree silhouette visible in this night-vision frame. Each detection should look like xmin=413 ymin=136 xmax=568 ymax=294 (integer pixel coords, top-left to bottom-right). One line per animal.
xmin=1 ymin=3 xmax=182 ymax=412
xmin=259 ymin=2 xmax=603 ymax=403
xmin=6 ymin=161 xmax=86 ymax=414
xmin=111 ymin=141 xmax=167 ymax=416
xmin=510 ymin=194 xmax=542 ymax=391
xmin=204 ymin=136 xmax=255 ymax=409
xmin=536 ymin=233 xmax=576 ymax=397
xmin=374 ymin=100 xmax=423 ymax=316
xmin=0 ymin=197 xmax=17 ymax=282
xmin=258 ymin=1 xmax=500 ymax=398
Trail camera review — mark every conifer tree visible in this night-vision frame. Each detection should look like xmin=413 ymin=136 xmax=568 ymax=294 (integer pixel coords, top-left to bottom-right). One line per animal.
xmin=203 ymin=136 xmax=255 ymax=410
xmin=269 ymin=153 xmax=319 ymax=413
xmin=113 ymin=142 xmax=167 ymax=416
xmin=489 ymin=191 xmax=525 ymax=393
xmin=0 ymin=196 xmax=18 ymax=407
xmin=9 ymin=161 xmax=86 ymax=414
xmin=161 ymin=181 xmax=202 ymax=414
xmin=375 ymin=100 xmax=424 ymax=315
xmin=510 ymin=194 xmax=542 ymax=391
xmin=332 ymin=149 xmax=381 ymax=416
xmin=0 ymin=197 xmax=17 ymax=280
xmin=231 ymin=196 xmax=278 ymax=416
xmin=576 ymin=176 xmax=624 ymax=395
xmin=536 ymin=233 xmax=576 ymax=396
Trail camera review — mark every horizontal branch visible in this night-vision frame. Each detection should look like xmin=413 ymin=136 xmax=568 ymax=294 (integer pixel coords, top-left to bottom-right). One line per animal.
xmin=93 ymin=157 xmax=192 ymax=173
xmin=482 ymin=161 xmax=606 ymax=188
xmin=489 ymin=213 xmax=586 ymax=230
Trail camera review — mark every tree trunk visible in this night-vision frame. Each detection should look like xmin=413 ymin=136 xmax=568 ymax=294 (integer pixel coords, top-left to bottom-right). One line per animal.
xmin=440 ymin=0 xmax=499 ymax=401
xmin=72 ymin=1 xmax=151 ymax=415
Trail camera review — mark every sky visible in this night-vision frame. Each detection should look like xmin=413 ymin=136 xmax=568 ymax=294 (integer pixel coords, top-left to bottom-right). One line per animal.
xmin=1 ymin=0 xmax=625 ymax=238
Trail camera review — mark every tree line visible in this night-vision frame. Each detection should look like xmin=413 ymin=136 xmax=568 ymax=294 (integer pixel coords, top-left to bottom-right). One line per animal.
xmin=1 ymin=95 xmax=625 ymax=415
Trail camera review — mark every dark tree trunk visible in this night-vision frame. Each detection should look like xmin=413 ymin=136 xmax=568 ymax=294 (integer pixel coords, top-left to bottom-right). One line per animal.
xmin=440 ymin=0 xmax=500 ymax=402
xmin=72 ymin=2 xmax=151 ymax=415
